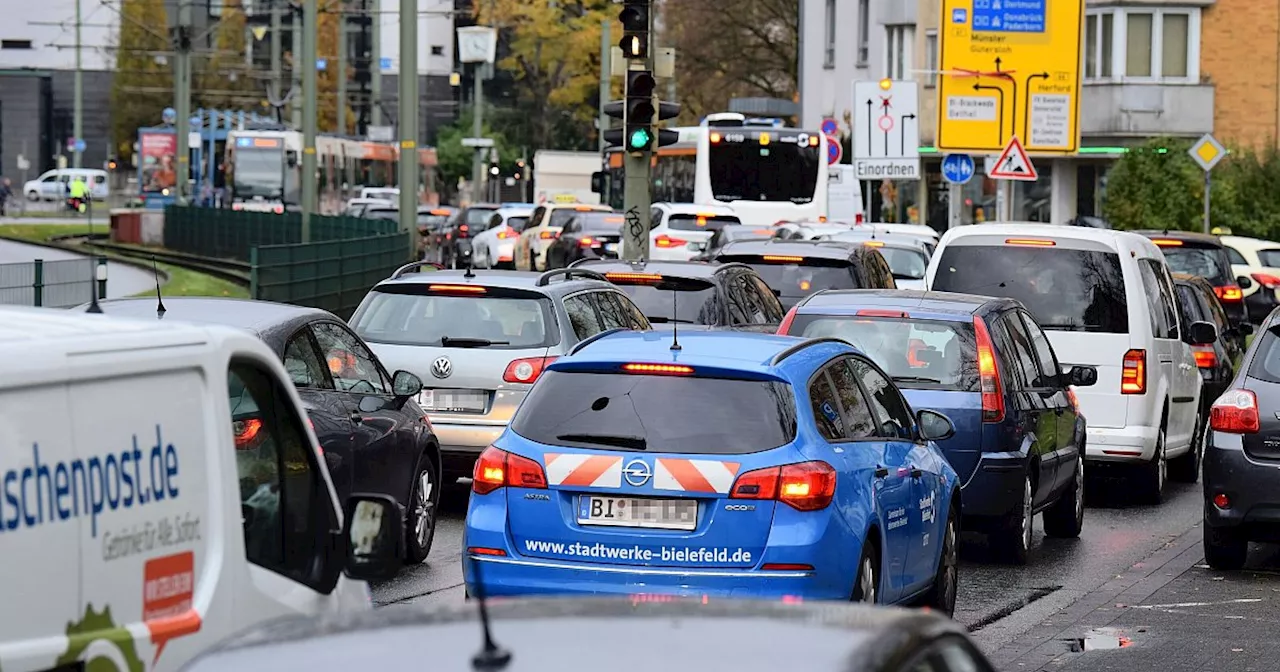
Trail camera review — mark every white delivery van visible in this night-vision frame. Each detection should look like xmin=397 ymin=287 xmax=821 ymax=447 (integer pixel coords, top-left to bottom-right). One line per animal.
xmin=23 ymin=168 xmax=110 ymax=201
xmin=0 ymin=307 xmax=403 ymax=672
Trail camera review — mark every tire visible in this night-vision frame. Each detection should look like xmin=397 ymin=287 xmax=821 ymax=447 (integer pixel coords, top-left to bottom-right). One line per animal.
xmin=1204 ymin=524 xmax=1248 ymax=571
xmin=26 ymin=190 xmax=39 ymax=202
xmin=1170 ymin=413 xmax=1204 ymax=484
xmin=1044 ymin=455 xmax=1085 ymax=538
xmin=990 ymin=473 xmax=1033 ymax=565
xmin=1138 ymin=426 xmax=1168 ymax=505
xmin=852 ymin=537 xmax=880 ymax=604
xmin=920 ymin=506 xmax=959 ymax=616
xmin=403 ymin=451 xmax=440 ymax=565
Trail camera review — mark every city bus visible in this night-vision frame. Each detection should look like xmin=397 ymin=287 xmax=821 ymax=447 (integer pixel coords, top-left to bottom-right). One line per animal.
xmin=599 ymin=114 xmax=828 ymax=226
xmin=224 ymin=128 xmax=438 ymax=215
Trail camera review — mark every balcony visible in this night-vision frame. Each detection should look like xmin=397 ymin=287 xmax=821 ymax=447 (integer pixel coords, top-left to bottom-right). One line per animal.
xmin=1081 ymin=82 xmax=1215 ymax=138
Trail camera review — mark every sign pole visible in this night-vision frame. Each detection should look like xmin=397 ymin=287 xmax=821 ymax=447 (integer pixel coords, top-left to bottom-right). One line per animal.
xmin=948 ymin=183 xmax=963 ymax=229
xmin=1189 ymin=133 xmax=1225 ymax=234
xmin=1203 ymin=170 xmax=1212 ymax=235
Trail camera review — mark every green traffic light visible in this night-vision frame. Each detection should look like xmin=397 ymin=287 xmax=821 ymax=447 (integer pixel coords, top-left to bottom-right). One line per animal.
xmin=628 ymin=128 xmax=653 ymax=150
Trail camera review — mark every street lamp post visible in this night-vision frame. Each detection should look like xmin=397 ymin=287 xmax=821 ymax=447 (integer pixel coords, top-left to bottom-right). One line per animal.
xmin=164 ymin=0 xmax=194 ymax=205
xmin=457 ymin=26 xmax=497 ymax=206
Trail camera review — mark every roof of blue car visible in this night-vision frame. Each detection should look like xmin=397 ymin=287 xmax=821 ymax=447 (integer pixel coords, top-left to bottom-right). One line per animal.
xmin=797 ymin=289 xmax=1017 ymax=319
xmin=564 ymin=329 xmax=844 ymax=375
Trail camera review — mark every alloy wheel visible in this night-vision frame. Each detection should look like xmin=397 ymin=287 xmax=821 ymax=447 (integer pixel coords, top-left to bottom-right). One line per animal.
xmin=413 ymin=470 xmax=435 ymax=546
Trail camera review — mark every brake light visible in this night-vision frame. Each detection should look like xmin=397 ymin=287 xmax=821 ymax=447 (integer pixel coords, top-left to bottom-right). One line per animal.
xmin=863 ymin=240 xmax=884 ymax=247
xmin=1151 ymin=238 xmax=1184 ymax=246
xmin=1192 ymin=345 xmax=1217 ymax=368
xmin=1121 ymin=349 xmax=1146 ymax=394
xmin=856 ymin=309 xmax=909 ymax=318
xmin=459 ymin=224 xmax=469 ymax=232
xmin=710 ymin=132 xmax=722 ymax=143
xmin=428 ymin=284 xmax=486 ymax=294
xmin=1210 ymin=389 xmax=1260 ymax=434
xmin=605 ymin=272 xmax=663 ymax=283
xmin=621 ymin=363 xmax=694 ymax=376
xmin=762 ymin=255 xmax=804 ymax=262
xmin=1214 ymin=285 xmax=1244 ymax=302
xmin=579 ymin=236 xmax=598 ymax=248
xmin=973 ymin=316 xmax=1005 ymax=422
xmin=1004 ymin=238 xmax=1056 ymax=246
xmin=539 ymin=230 xmax=557 ymax=239
xmin=777 ymin=306 xmax=798 ymax=334
xmin=730 ymin=461 xmax=837 ymax=511
xmin=496 ymin=228 xmax=512 ymax=239
xmin=1066 ymin=387 xmax=1080 ymax=412
xmin=655 ymin=234 xmax=686 ymax=248
xmin=233 ymin=418 xmax=263 ymax=449
xmin=1252 ymin=272 xmax=1280 ymax=289
xmin=503 ymin=356 xmax=557 ymax=383
xmin=472 ymin=446 xmax=548 ymax=495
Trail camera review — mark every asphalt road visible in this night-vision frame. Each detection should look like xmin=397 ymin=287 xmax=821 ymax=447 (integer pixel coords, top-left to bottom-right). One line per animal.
xmin=370 ymin=471 xmax=1208 ymax=634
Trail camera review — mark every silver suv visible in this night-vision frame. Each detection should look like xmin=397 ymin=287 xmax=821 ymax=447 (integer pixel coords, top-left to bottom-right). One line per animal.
xmin=349 ymin=264 xmax=653 ymax=482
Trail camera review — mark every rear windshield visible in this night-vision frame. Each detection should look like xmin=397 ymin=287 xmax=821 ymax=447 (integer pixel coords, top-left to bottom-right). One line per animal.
xmin=721 ymin=256 xmax=857 ymax=298
xmin=932 ymin=245 xmax=1130 ymax=334
xmin=507 ymin=216 xmax=530 ymax=232
xmin=418 ymin=214 xmax=450 ymax=228
xmin=510 ymin=370 xmax=797 ymax=454
xmin=1158 ymin=245 xmax=1232 ymax=284
xmin=790 ymin=316 xmax=978 ymax=391
xmin=879 ymin=247 xmax=929 ymax=280
xmin=465 ymin=208 xmax=499 ymax=226
xmin=1257 ymin=250 xmax=1280 ymax=267
xmin=607 ymin=276 xmax=720 ymax=324
xmin=351 ymin=288 xmax=559 ymax=348
xmin=668 ymin=214 xmax=741 ymax=231
xmin=550 ymin=208 xmax=607 ymax=228
xmin=365 ymin=208 xmax=398 ymax=221
xmin=578 ymin=213 xmax=626 ymax=231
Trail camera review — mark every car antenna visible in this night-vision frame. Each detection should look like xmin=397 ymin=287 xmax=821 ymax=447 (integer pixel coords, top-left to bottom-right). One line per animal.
xmin=469 ymin=554 xmax=511 ymax=671
xmin=670 ymin=286 xmax=682 ymax=351
xmin=152 ymin=256 xmax=166 ymax=319
xmin=464 ymin=255 xmax=476 ymax=279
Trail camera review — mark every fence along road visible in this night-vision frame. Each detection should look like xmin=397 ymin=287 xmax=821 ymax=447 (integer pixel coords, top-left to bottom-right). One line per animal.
xmin=0 ymin=239 xmax=158 ymax=307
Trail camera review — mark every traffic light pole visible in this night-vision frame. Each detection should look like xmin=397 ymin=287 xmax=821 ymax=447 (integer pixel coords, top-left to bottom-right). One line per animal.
xmin=620 ymin=15 xmax=655 ymax=261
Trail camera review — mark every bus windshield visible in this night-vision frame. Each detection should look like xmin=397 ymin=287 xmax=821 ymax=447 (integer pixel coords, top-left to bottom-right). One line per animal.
xmin=232 ymin=147 xmax=284 ymax=198
xmin=708 ymin=134 xmax=820 ymax=204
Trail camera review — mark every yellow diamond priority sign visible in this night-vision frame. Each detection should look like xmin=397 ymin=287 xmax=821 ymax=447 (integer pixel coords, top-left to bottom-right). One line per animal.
xmin=251 ymin=25 xmax=268 ymax=41
xmin=1189 ymin=133 xmax=1227 ymax=172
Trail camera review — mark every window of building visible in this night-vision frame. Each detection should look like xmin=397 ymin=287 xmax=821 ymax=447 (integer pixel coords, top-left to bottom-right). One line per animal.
xmin=925 ymin=30 xmax=938 ymax=88
xmin=431 ymin=45 xmax=444 ymax=56
xmin=856 ymin=0 xmax=870 ymax=66
xmin=1 ymin=40 xmax=33 ymax=50
xmin=824 ymin=0 xmax=836 ymax=68
xmin=885 ymin=25 xmax=915 ymax=81
xmin=1084 ymin=8 xmax=1198 ymax=82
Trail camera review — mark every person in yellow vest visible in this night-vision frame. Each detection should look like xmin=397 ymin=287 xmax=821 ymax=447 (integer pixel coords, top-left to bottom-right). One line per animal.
xmin=68 ymin=176 xmax=89 ymax=214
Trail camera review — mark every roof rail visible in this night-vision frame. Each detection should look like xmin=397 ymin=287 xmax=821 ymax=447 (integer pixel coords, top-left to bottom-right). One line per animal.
xmin=536 ymin=268 xmax=608 ymax=286
xmin=769 ymin=337 xmax=849 ymax=366
xmin=390 ymin=261 xmax=446 ymax=279
xmin=567 ymin=327 xmax=630 ymax=356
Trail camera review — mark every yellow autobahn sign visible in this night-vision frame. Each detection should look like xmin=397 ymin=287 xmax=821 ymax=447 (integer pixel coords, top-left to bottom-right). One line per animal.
xmin=936 ymin=0 xmax=1084 ymax=155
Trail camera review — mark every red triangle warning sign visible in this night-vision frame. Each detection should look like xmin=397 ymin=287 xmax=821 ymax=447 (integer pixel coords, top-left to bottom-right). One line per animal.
xmin=991 ymin=136 xmax=1038 ymax=181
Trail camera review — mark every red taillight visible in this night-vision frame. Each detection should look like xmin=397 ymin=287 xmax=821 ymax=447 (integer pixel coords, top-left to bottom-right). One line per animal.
xmin=472 ymin=446 xmax=548 ymax=495
xmin=655 ymin=234 xmax=687 ymax=248
xmin=496 ymin=228 xmax=512 ymax=239
xmin=539 ymin=230 xmax=557 ymax=239
xmin=1214 ymin=285 xmax=1244 ymax=302
xmin=503 ymin=356 xmax=556 ymax=383
xmin=1252 ymin=272 xmax=1280 ymax=289
xmin=972 ymin=316 xmax=1005 ymax=422
xmin=1121 ymin=349 xmax=1146 ymax=394
xmin=579 ymin=236 xmax=597 ymax=248
xmin=1066 ymin=387 xmax=1080 ymax=412
xmin=776 ymin=306 xmax=798 ymax=334
xmin=469 ymin=547 xmax=507 ymax=556
xmin=233 ymin=418 xmax=263 ymax=450
xmin=457 ymin=224 xmax=469 ymax=238
xmin=1192 ymin=345 xmax=1217 ymax=369
xmin=730 ymin=461 xmax=836 ymax=511
xmin=428 ymin=284 xmax=486 ymax=295
xmin=856 ymin=309 xmax=909 ymax=318
xmin=1210 ymin=389 xmax=1260 ymax=434
xmin=621 ymin=363 xmax=694 ymax=376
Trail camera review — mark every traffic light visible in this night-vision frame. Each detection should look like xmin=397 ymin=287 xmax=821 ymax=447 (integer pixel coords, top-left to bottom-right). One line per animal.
xmin=625 ymin=70 xmax=657 ymax=152
xmin=619 ymin=0 xmax=649 ymax=60
xmin=655 ymin=100 xmax=682 ymax=149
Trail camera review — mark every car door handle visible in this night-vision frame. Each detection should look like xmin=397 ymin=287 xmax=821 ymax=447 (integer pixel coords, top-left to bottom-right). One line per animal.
xmin=349 ymin=411 xmax=363 ymax=425
xmin=1158 ymin=356 xmax=1174 ymax=363
xmin=874 ymin=467 xmax=889 ymax=478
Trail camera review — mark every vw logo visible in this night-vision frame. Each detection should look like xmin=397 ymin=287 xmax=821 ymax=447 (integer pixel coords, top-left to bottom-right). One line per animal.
xmin=430 ymin=356 xmax=453 ymax=379
xmin=623 ymin=459 xmax=652 ymax=487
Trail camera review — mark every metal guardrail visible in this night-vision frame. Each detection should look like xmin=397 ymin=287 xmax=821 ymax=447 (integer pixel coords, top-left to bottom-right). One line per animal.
xmin=0 ymin=258 xmax=100 ymax=308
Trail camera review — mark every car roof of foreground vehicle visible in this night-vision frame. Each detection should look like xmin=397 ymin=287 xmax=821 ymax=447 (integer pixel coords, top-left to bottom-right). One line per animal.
xmin=0 ymin=305 xmax=222 ymax=345
xmin=573 ymin=258 xmax=754 ymax=280
xmin=561 ymin=328 xmax=847 ymax=379
xmin=180 ymin=598 xmax=976 ymax=672
xmin=794 ymin=289 xmax=1019 ymax=320
xmin=936 ymin=222 xmax=1161 ymax=255
xmin=1132 ymin=230 xmax=1227 ymax=248
xmin=656 ymin=202 xmax=739 ymax=216
xmin=373 ymin=266 xmax=617 ymax=298
xmin=717 ymin=239 xmax=868 ymax=261
xmin=75 ymin=297 xmax=332 ymax=345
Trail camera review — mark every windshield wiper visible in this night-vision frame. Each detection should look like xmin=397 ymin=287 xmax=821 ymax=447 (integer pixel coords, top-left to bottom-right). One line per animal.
xmin=1039 ymin=322 xmax=1101 ymax=332
xmin=441 ymin=336 xmax=510 ymax=348
xmin=556 ymin=433 xmax=648 ymax=450
xmin=892 ymin=375 xmax=944 ymax=384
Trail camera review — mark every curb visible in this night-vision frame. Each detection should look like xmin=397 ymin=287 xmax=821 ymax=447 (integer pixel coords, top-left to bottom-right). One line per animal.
xmin=0 ymin=234 xmax=173 ymax=284
xmin=986 ymin=522 xmax=1205 ymax=669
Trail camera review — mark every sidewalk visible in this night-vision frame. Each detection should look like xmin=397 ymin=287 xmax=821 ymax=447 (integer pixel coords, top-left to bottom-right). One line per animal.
xmin=988 ymin=524 xmax=1280 ymax=671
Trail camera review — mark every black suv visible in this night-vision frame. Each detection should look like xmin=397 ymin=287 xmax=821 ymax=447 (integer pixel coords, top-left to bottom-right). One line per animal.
xmin=572 ymin=258 xmax=787 ymax=331
xmin=1135 ymin=231 xmax=1251 ymax=331
xmin=1172 ymin=273 xmax=1248 ymax=432
xmin=712 ymin=239 xmax=897 ymax=309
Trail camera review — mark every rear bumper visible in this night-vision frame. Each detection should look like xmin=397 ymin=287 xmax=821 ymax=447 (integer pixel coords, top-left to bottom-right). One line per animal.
xmin=1084 ymin=424 xmax=1158 ymax=463
xmin=436 ymin=422 xmax=506 ymax=477
xmin=1204 ymin=432 xmax=1280 ymax=540
xmin=959 ymin=454 xmax=1026 ymax=521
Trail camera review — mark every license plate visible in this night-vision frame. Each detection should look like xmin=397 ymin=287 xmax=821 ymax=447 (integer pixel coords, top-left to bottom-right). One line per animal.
xmin=577 ymin=496 xmax=697 ymax=531
xmin=419 ymin=389 xmax=488 ymax=413
xmin=605 ymin=243 xmax=618 ymax=252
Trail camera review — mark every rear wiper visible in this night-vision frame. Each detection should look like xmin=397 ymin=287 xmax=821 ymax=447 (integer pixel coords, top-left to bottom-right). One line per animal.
xmin=440 ymin=336 xmax=510 ymax=348
xmin=556 ymin=433 xmax=648 ymax=450
xmin=648 ymin=317 xmax=698 ymax=324
xmin=892 ymin=375 xmax=943 ymax=384
xmin=1039 ymin=322 xmax=1100 ymax=332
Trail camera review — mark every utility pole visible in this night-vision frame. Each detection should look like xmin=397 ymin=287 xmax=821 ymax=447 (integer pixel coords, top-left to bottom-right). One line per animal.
xmin=336 ymin=3 xmax=347 ymax=133
xmin=598 ymin=20 xmax=609 ymax=153
xmin=470 ymin=64 xmax=485 ymax=204
xmin=271 ymin=0 xmax=283 ymax=106
xmin=301 ymin=0 xmax=318 ymax=239
xmin=397 ymin=0 xmax=419 ymax=253
xmin=73 ymin=0 xmax=83 ymax=168
xmin=292 ymin=8 xmax=303 ymax=128
xmin=170 ymin=0 xmax=193 ymax=205
xmin=370 ymin=1 xmax=382 ymax=126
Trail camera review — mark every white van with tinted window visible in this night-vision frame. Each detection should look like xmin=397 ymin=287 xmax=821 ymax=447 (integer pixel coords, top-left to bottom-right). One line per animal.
xmin=926 ymin=224 xmax=1219 ymax=503
xmin=23 ymin=168 xmax=110 ymax=201
xmin=0 ymin=307 xmax=402 ymax=672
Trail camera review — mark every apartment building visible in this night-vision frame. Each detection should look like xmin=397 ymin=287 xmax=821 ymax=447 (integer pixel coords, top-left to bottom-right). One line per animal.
xmin=799 ymin=0 xmax=1278 ymax=229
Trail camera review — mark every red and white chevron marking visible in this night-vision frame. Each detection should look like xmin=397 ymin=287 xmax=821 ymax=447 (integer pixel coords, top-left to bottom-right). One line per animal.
xmin=653 ymin=458 xmax=741 ymax=494
xmin=544 ymin=453 xmax=622 ymax=488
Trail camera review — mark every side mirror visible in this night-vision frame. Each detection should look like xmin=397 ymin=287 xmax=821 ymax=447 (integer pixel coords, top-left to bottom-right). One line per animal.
xmin=1067 ymin=365 xmax=1098 ymax=387
xmin=1189 ymin=320 xmax=1218 ymax=346
xmin=916 ymin=409 xmax=955 ymax=442
xmin=342 ymin=494 xmax=403 ymax=581
xmin=590 ymin=171 xmax=604 ymax=194
xmin=393 ymin=370 xmax=423 ymax=398
xmin=1237 ymin=323 xmax=1255 ymax=336
xmin=1237 ymin=275 xmax=1254 ymax=290
xmin=771 ymin=287 xmax=782 ymax=297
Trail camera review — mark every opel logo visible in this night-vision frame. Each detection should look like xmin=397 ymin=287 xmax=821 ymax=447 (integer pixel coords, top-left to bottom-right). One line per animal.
xmin=623 ymin=459 xmax=652 ymax=487
xmin=430 ymin=356 xmax=453 ymax=379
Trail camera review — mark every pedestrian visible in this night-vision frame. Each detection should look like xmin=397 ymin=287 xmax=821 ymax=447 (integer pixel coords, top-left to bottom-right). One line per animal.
xmin=0 ymin=177 xmax=11 ymax=217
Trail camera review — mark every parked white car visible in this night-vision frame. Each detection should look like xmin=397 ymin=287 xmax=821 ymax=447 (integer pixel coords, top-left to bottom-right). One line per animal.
xmin=473 ymin=206 xmax=535 ymax=269
xmin=926 ymin=223 xmax=1218 ymax=503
